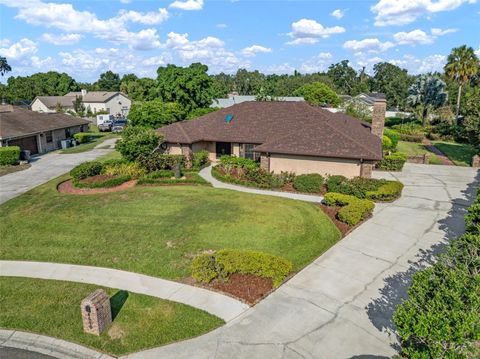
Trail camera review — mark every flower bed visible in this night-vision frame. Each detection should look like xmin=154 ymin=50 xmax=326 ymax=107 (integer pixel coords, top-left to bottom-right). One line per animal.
xmin=74 ymin=174 xmax=132 ymax=189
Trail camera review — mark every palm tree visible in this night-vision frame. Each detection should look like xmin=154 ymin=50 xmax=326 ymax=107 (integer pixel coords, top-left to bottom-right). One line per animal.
xmin=444 ymin=45 xmax=479 ymax=122
xmin=0 ymin=56 xmax=11 ymax=77
xmin=407 ymin=75 xmax=448 ymax=126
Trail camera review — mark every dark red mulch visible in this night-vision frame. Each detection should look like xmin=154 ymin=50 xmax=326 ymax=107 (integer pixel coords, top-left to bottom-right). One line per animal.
xmin=57 ymin=179 xmax=137 ymax=195
xmin=318 ymin=204 xmax=351 ymax=236
xmin=78 ymin=174 xmax=116 ymax=184
xmin=184 ymin=273 xmax=274 ymax=305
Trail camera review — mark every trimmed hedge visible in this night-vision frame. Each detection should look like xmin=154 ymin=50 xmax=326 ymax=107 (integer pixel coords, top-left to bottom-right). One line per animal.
xmin=326 ymin=176 xmax=386 ymax=199
xmin=219 ymin=155 xmax=258 ymax=170
xmin=293 ymin=174 xmax=324 ymax=193
xmin=192 ymin=150 xmax=210 ymax=169
xmin=324 ymin=192 xmax=375 ymax=226
xmin=465 ymin=189 xmax=479 ymax=235
xmin=398 ymin=133 xmax=424 ymax=142
xmin=73 ymin=132 xmax=101 ymax=144
xmin=382 ymin=135 xmax=393 ymax=150
xmin=191 ymin=249 xmax=293 ymax=287
xmin=137 ymin=153 xmax=185 ymax=172
xmin=212 ymin=165 xmax=288 ymax=189
xmin=383 ymin=129 xmax=400 ymax=149
xmin=376 ymin=152 xmax=407 ymax=171
xmin=70 ymin=161 xmax=103 ymax=181
xmin=366 ymin=181 xmax=404 ymax=202
xmin=74 ymin=175 xmax=132 ymax=189
xmin=0 ymin=146 xmax=20 ymax=165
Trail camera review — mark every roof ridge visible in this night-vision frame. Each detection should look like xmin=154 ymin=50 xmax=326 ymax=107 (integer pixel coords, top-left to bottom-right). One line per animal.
xmin=310 ymin=105 xmax=380 ymax=159
xmin=176 ymin=121 xmax=192 ymax=143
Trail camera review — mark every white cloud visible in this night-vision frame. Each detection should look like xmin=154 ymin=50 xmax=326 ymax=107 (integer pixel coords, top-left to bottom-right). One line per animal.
xmin=388 ymin=54 xmax=447 ymax=74
xmin=343 ymin=38 xmax=395 ymax=53
xmin=40 ymin=33 xmax=82 ymax=45
xmin=0 ymin=0 xmax=164 ymax=50
xmin=372 ymin=0 xmax=476 ymax=26
xmin=431 ymin=27 xmax=457 ymax=36
xmin=116 ymin=8 xmax=169 ymax=25
xmin=393 ymin=29 xmax=434 ymax=45
xmin=264 ymin=63 xmax=295 ymax=75
xmin=331 ymin=9 xmax=345 ymax=19
xmin=475 ymin=47 xmax=480 ymax=57
xmin=241 ymin=45 xmax=272 ymax=57
xmin=165 ymin=32 xmax=247 ymax=73
xmin=169 ymin=0 xmax=204 ymax=11
xmin=0 ymin=38 xmax=37 ymax=60
xmin=0 ymin=39 xmax=11 ymax=47
xmin=300 ymin=52 xmax=333 ymax=73
xmin=216 ymin=23 xmax=227 ymax=28
xmin=287 ymin=19 xmax=345 ymax=45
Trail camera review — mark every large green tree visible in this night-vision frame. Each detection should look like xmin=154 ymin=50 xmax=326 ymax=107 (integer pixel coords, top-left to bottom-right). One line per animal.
xmin=326 ymin=60 xmax=358 ymax=95
xmin=444 ymin=45 xmax=480 ymax=121
xmin=156 ymin=63 xmax=214 ymax=112
xmin=293 ymin=82 xmax=340 ymax=107
xmin=120 ymin=77 xmax=157 ymax=101
xmin=371 ymin=62 xmax=412 ymax=110
xmin=128 ymin=99 xmax=186 ymax=128
xmin=0 ymin=57 xmax=12 ymax=77
xmin=94 ymin=70 xmax=121 ymax=91
xmin=407 ymin=75 xmax=448 ymax=126
xmin=233 ymin=69 xmax=265 ymax=95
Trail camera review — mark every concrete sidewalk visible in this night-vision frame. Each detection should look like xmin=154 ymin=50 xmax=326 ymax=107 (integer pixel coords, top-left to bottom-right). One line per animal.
xmin=0 ymin=138 xmax=117 ymax=205
xmin=199 ymin=166 xmax=324 ymax=202
xmin=0 ymin=261 xmax=249 ymax=322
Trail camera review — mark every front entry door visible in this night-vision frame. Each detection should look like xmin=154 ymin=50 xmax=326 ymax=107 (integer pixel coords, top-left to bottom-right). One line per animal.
xmin=216 ymin=142 xmax=231 ymax=158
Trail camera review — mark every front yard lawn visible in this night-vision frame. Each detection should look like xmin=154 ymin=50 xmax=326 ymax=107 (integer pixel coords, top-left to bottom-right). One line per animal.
xmin=0 ymin=277 xmax=223 ymax=356
xmin=0 ymin=176 xmax=341 ymax=280
xmin=432 ymin=141 xmax=477 ymax=166
xmin=396 ymin=141 xmax=442 ymax=165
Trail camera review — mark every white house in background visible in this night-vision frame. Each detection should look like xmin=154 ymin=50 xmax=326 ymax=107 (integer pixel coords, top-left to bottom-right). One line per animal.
xmin=31 ymin=89 xmax=131 ymax=117
xmin=212 ymin=93 xmax=304 ymax=108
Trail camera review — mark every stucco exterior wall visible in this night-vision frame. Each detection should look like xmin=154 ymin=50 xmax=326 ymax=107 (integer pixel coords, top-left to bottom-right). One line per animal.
xmin=269 ymin=154 xmax=362 ymax=178
xmin=39 ymin=125 xmax=85 ymax=153
xmin=167 ymin=144 xmax=183 ymax=155
xmin=105 ymin=94 xmax=131 ymax=117
xmin=84 ymin=102 xmax=107 ymax=114
xmin=232 ymin=143 xmax=240 ymax=157
xmin=31 ymin=99 xmax=54 ymax=113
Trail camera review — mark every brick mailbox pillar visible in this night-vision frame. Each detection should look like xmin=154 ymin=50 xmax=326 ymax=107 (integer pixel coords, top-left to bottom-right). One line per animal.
xmin=81 ymin=289 xmax=112 ymax=336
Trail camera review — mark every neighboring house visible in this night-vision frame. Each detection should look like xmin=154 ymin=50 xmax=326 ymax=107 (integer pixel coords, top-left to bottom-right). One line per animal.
xmin=31 ymin=89 xmax=131 ymax=117
xmin=158 ymin=100 xmax=386 ymax=178
xmin=0 ymin=105 xmax=89 ymax=154
xmin=212 ymin=94 xmax=304 ymax=108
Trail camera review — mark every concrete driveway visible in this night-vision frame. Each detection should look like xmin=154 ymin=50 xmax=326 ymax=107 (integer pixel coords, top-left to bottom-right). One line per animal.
xmin=0 ymin=139 xmax=116 ymax=205
xmin=125 ymin=164 xmax=479 ymax=359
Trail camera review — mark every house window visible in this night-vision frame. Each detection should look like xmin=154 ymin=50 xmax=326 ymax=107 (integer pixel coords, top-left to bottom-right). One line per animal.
xmin=46 ymin=131 xmax=53 ymax=143
xmin=242 ymin=144 xmax=259 ymax=161
xmin=65 ymin=128 xmax=71 ymax=138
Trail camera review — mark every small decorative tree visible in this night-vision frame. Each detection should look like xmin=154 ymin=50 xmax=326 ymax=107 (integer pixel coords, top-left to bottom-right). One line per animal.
xmin=54 ymin=102 xmax=64 ymax=113
xmin=116 ymin=126 xmax=164 ymax=162
xmin=73 ymin=95 xmax=85 ymax=116
xmin=407 ymin=75 xmax=448 ymax=126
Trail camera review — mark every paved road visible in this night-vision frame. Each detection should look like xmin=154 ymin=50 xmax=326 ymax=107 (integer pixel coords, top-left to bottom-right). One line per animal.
xmin=125 ymin=164 xmax=479 ymax=359
xmin=0 ymin=139 xmax=116 ymax=205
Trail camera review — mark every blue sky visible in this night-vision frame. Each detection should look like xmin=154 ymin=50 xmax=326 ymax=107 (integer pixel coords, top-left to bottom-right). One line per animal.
xmin=0 ymin=0 xmax=479 ymax=82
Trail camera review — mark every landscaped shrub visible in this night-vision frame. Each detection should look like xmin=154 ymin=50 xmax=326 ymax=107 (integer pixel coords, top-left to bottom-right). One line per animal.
xmin=392 ymin=123 xmax=425 ymax=142
xmin=137 ymin=153 xmax=185 ymax=172
xmin=0 ymin=146 xmax=20 ymax=165
xmin=366 ymin=181 xmax=404 ymax=202
xmin=116 ymin=126 xmax=163 ymax=162
xmin=383 ymin=129 xmax=400 ymax=149
xmin=464 ymin=189 xmax=479 ymax=235
xmin=326 ymin=176 xmax=390 ymax=199
xmin=192 ymin=150 xmax=210 ymax=169
xmin=142 ymin=169 xmax=175 ymax=179
xmin=382 ymin=135 xmax=393 ymax=150
xmin=70 ymin=161 xmax=103 ymax=181
xmin=74 ymin=175 xmax=132 ymax=189
xmin=293 ymin=174 xmax=324 ymax=193
xmin=326 ymin=175 xmax=348 ymax=192
xmin=219 ymin=155 xmax=258 ymax=170
xmin=376 ymin=152 xmax=407 ymax=171
xmin=102 ymin=161 xmax=146 ymax=179
xmin=191 ymin=249 xmax=293 ymax=287
xmin=323 ymin=192 xmax=375 ymax=226
xmin=73 ymin=132 xmax=101 ymax=144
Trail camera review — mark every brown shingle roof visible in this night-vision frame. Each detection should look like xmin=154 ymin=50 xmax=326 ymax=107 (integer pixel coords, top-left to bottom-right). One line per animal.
xmin=0 ymin=107 xmax=90 ymax=140
xmin=65 ymin=91 xmax=126 ymax=103
xmin=158 ymin=101 xmax=383 ymax=161
xmin=33 ymin=96 xmax=75 ymax=109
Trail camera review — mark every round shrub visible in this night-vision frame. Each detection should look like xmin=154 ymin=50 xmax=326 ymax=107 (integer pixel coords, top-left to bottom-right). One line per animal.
xmin=192 ymin=150 xmax=210 ymax=169
xmin=0 ymin=146 xmax=20 ymax=165
xmin=191 ymin=249 xmax=293 ymax=287
xmin=293 ymin=174 xmax=324 ymax=193
xmin=70 ymin=161 xmax=103 ymax=181
xmin=376 ymin=152 xmax=407 ymax=171
xmin=383 ymin=129 xmax=400 ymax=149
xmin=326 ymin=175 xmax=348 ymax=193
xmin=324 ymin=192 xmax=375 ymax=226
xmin=116 ymin=126 xmax=163 ymax=162
xmin=382 ymin=135 xmax=393 ymax=150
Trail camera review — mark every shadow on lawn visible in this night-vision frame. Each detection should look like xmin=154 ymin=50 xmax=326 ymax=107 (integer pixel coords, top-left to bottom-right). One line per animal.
xmin=365 ymin=169 xmax=479 ymax=351
xmin=110 ymin=290 xmax=129 ymax=320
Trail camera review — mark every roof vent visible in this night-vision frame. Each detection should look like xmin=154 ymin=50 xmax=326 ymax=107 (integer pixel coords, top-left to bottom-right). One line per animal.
xmin=224 ymin=114 xmax=234 ymax=123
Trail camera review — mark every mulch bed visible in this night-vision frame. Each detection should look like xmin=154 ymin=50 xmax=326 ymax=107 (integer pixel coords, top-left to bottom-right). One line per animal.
xmin=318 ymin=204 xmax=352 ymax=236
xmin=184 ymin=273 xmax=274 ymax=305
xmin=77 ymin=174 xmax=116 ymax=184
xmin=57 ymin=179 xmax=137 ymax=195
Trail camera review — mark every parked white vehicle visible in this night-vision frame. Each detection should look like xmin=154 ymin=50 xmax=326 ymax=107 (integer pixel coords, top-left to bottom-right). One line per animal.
xmin=96 ymin=114 xmax=114 ymax=126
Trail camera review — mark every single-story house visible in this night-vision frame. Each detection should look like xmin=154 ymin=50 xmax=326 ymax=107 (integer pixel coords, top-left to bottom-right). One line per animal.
xmin=0 ymin=105 xmax=90 ymax=154
xmin=158 ymin=100 xmax=386 ymax=178
xmin=212 ymin=94 xmax=304 ymax=108
xmin=31 ymin=89 xmax=131 ymax=117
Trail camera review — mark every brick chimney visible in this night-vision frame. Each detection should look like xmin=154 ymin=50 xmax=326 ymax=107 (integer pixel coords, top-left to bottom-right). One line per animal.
xmin=371 ymin=98 xmax=386 ymax=138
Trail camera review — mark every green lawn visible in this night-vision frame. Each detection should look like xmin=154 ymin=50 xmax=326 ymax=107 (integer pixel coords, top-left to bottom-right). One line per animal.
xmin=0 ymin=277 xmax=223 ymax=356
xmin=0 ymin=176 xmax=341 ymax=280
xmin=396 ymin=141 xmax=443 ymax=165
xmin=432 ymin=141 xmax=477 ymax=167
xmin=60 ymin=132 xmax=117 ymax=154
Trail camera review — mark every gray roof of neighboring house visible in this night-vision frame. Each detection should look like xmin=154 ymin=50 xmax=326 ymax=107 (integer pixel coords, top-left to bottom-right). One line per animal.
xmin=33 ymin=96 xmax=76 ymax=109
xmin=212 ymin=95 xmax=304 ymax=108
xmin=350 ymin=93 xmax=386 ymax=106
xmin=0 ymin=107 xmax=89 ymax=140
xmin=159 ymin=101 xmax=382 ymax=161
xmin=64 ymin=91 xmax=128 ymax=103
